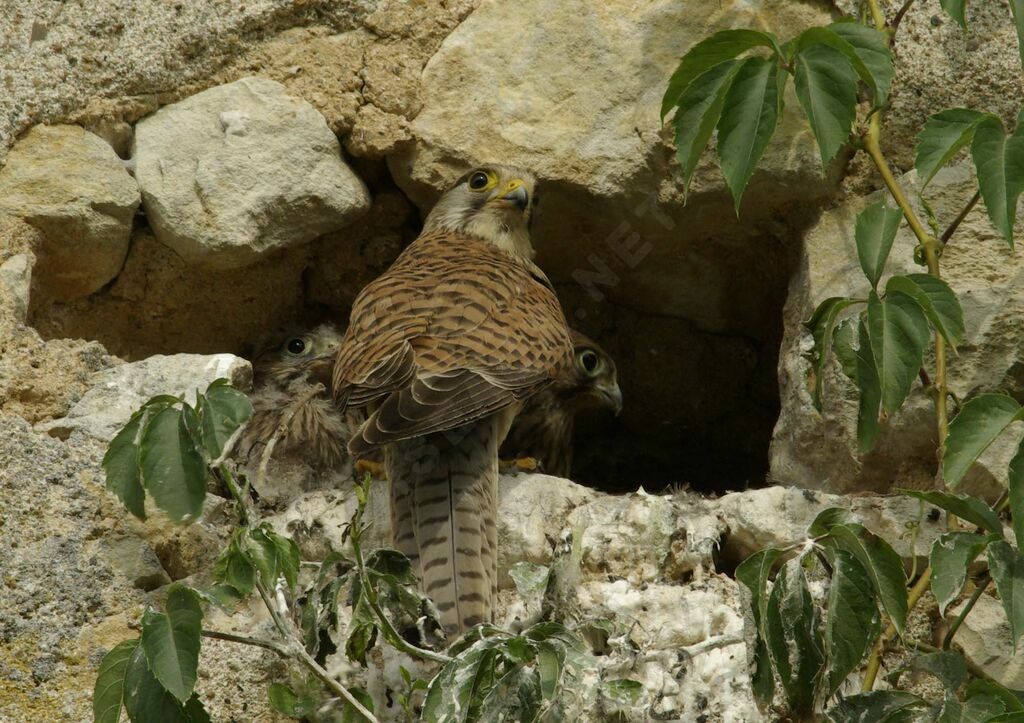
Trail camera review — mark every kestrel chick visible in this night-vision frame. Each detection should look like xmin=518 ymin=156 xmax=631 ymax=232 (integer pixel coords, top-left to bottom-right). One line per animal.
xmin=333 ymin=165 xmax=573 ymax=634
xmin=502 ymin=329 xmax=622 ymax=478
xmin=239 ymin=324 xmax=351 ymax=482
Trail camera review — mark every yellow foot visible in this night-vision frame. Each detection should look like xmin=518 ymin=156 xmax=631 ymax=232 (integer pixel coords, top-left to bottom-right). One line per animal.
xmin=354 ymin=458 xmax=388 ymax=480
xmin=499 ymin=457 xmax=542 ymax=474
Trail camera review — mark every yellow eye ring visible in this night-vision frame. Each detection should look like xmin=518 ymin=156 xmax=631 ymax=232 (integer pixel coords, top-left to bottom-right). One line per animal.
xmin=468 ymin=170 xmax=495 ymax=192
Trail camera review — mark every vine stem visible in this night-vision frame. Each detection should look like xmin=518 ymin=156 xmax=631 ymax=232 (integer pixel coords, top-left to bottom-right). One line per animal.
xmin=943 ymin=574 xmax=991 ymax=649
xmin=861 ymin=568 xmax=932 ymax=691
xmin=213 ymin=464 xmax=379 ymax=722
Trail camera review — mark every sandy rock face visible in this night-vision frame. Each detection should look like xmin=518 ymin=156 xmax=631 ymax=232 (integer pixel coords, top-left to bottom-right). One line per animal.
xmin=0 ymin=125 xmax=139 ymax=301
xmin=771 ymin=163 xmax=1024 ymax=495
xmin=133 ymin=77 xmax=371 ymax=269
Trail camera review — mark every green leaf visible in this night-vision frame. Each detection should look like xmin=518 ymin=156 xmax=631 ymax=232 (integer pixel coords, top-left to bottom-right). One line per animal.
xmin=717 ymin=56 xmax=781 ymax=214
xmin=509 ymin=562 xmax=551 ymax=599
xmin=961 ymin=694 xmax=1009 ymax=722
xmin=672 ymin=59 xmax=744 ymax=195
xmin=793 ymin=42 xmax=859 ymax=167
xmin=809 ymin=507 xmax=857 ymax=537
xmin=828 ymin=21 xmax=894 ymax=106
xmin=246 ymin=528 xmax=280 ymax=587
xmin=735 ymin=548 xmax=783 ymax=706
xmin=914 ymin=108 xmax=986 ymax=188
xmin=940 ymin=0 xmax=967 ymax=27
xmin=123 ymin=644 xmax=192 ymax=723
xmin=213 ymin=536 xmax=255 ymax=596
xmin=885 ymin=274 xmax=965 ymax=348
xmin=943 ymin=393 xmax=1024 ymax=488
xmin=602 ymin=679 xmax=644 ymax=706
xmin=901 ymin=489 xmax=1005 ymax=535
xmin=966 ymin=679 xmax=1024 ymax=713
xmin=268 ymin=683 xmax=310 ymax=719
xmin=827 ymin=524 xmax=909 ymax=636
xmin=94 ymin=638 xmax=139 ymax=723
xmin=1011 ymin=0 xmax=1024 ymax=69
xmin=855 ymin=315 xmax=883 ymax=453
xmin=867 ymin=290 xmax=930 ymax=414
xmin=139 ymin=406 xmax=208 ymax=524
xmin=988 ymin=541 xmax=1024 ymax=653
xmin=339 ymin=688 xmax=374 ymax=723
xmin=832 ymin=317 xmax=859 ymax=384
xmin=971 ymin=112 xmax=1024 ymax=247
xmin=199 ymin=380 xmax=253 ymax=459
xmin=661 ymin=29 xmax=779 ymax=120
xmin=140 ymin=586 xmax=203 ymax=703
xmin=906 ymin=650 xmax=968 ymax=692
xmin=930 ymin=532 xmax=998 ymax=616
xmin=103 ymin=411 xmax=149 ymax=520
xmin=856 ymin=201 xmax=904 ymax=289
xmin=827 ymin=690 xmax=929 ymax=723
xmin=1010 ymin=436 xmax=1024 ymax=552
xmin=824 ymin=549 xmax=880 ymax=697
xmin=765 ymin=558 xmax=822 ymax=714
xmin=182 ymin=695 xmax=210 ymax=723
xmin=804 ymin=297 xmax=862 ymax=411
xmin=267 ymin=529 xmax=301 ymax=590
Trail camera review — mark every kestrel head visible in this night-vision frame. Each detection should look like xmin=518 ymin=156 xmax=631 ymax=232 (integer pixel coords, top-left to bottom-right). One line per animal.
xmin=562 ymin=329 xmax=623 ymax=414
xmin=253 ymin=323 xmax=343 ymax=390
xmin=423 ymin=164 xmax=538 ymax=260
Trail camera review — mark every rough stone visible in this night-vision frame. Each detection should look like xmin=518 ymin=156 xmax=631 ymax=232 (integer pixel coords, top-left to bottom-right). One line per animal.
xmin=0 ymin=253 xmax=32 ymax=323
xmin=951 ymin=591 xmax=1024 ymax=690
xmin=133 ymin=76 xmax=370 ymax=269
xmin=772 ymin=163 xmax=1024 ymax=495
xmin=0 ymin=125 xmax=139 ymax=300
xmin=39 ymin=353 xmax=253 ymax=442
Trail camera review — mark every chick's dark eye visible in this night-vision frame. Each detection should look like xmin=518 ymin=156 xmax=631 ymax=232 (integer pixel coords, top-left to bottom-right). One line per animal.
xmin=579 ymin=350 xmax=599 ymax=374
xmin=286 ymin=338 xmax=306 ymax=355
xmin=468 ymin=171 xmax=489 ymax=190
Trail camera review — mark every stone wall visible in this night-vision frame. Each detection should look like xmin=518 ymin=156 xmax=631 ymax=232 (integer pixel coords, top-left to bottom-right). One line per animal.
xmin=2 ymin=0 xmax=1024 ymax=720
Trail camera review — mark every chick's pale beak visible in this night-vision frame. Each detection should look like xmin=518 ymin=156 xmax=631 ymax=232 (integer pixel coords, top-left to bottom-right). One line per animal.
xmin=599 ymin=381 xmax=624 ymax=415
xmin=499 ymin=179 xmax=529 ymax=211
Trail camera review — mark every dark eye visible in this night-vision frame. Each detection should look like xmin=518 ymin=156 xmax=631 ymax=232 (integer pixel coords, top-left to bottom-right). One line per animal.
xmin=578 ymin=350 xmax=599 ymax=375
xmin=468 ymin=171 xmax=489 ymax=190
xmin=285 ymin=337 xmax=306 ymax=355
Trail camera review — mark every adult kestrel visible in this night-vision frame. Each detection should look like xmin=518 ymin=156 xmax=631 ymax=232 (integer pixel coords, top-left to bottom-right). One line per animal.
xmin=501 ymin=329 xmax=622 ymax=478
xmin=332 ymin=165 xmax=572 ymax=634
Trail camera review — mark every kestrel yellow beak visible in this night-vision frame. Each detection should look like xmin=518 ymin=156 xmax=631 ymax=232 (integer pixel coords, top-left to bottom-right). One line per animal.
xmin=493 ymin=178 xmax=529 ymax=211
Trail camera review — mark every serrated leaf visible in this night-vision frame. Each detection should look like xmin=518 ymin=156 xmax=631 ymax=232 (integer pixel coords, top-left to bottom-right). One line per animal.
xmin=246 ymin=527 xmax=280 ymax=586
xmin=199 ymin=380 xmax=253 ymax=459
xmin=915 ymin=108 xmax=986 ymax=188
xmin=103 ymin=411 xmax=148 ymax=520
xmin=736 ymin=548 xmax=783 ymax=706
xmin=94 ymin=638 xmax=139 ymax=723
xmin=930 ymin=531 xmax=997 ymax=615
xmin=139 ymin=406 xmax=208 ymax=524
xmin=765 ymin=558 xmax=822 ymax=713
xmin=661 ymin=29 xmax=779 ymax=120
xmin=901 ymin=489 xmax=1005 ymax=535
xmin=961 ymin=693 xmax=1009 ymax=722
xmin=509 ymin=562 xmax=551 ymax=598
xmin=940 ymin=0 xmax=967 ymax=27
xmin=1009 ymin=436 xmax=1024 ymax=551
xmin=717 ymin=56 xmax=781 ymax=214
xmin=672 ymin=59 xmax=744 ymax=195
xmin=794 ymin=42 xmax=859 ymax=167
xmin=804 ymin=297 xmax=862 ymax=411
xmin=972 ymin=112 xmax=1024 ymax=247
xmin=268 ymin=683 xmax=310 ymax=718
xmin=824 ymin=549 xmax=880 ymax=697
xmin=829 ymin=21 xmax=894 ymax=106
xmin=140 ymin=586 xmax=203 ymax=703
xmin=123 ymin=644 xmax=192 ymax=723
xmin=885 ymin=274 xmax=965 ymax=348
xmin=943 ymin=393 xmax=1024 ymax=488
xmin=855 ymin=315 xmax=883 ymax=452
xmin=603 ymin=678 xmax=644 ymax=705
xmin=827 ymin=524 xmax=908 ymax=636
xmin=856 ymin=201 xmax=904 ymax=289
xmin=867 ymin=290 xmax=930 ymax=414
xmin=988 ymin=541 xmax=1024 ymax=653
xmin=267 ymin=530 xmax=300 ymax=590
